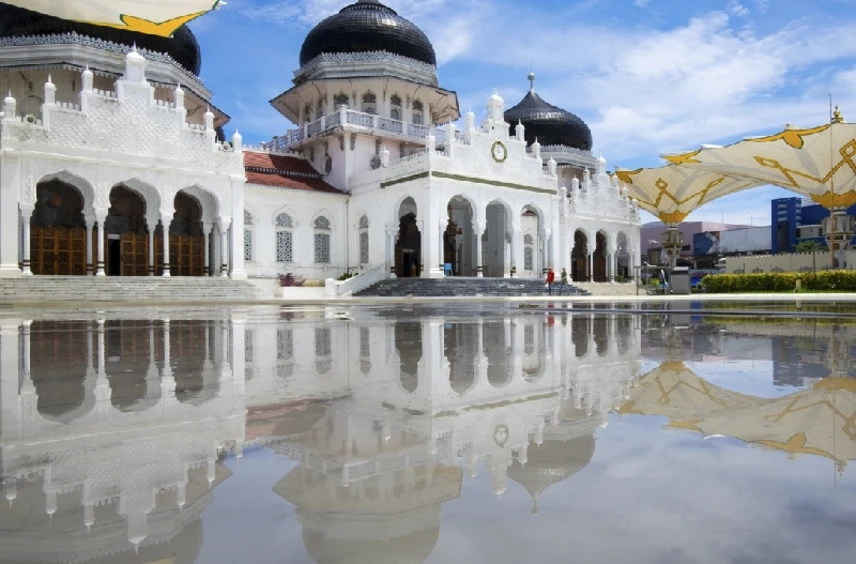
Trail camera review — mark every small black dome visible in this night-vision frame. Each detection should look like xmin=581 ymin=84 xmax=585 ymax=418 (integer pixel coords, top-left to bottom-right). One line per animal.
xmin=505 ymin=79 xmax=593 ymax=152
xmin=299 ymin=0 xmax=436 ymax=67
xmin=0 ymin=3 xmax=202 ymax=75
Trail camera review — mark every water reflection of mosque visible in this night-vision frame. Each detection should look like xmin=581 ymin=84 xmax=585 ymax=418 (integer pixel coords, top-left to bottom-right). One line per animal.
xmin=0 ymin=307 xmax=643 ymax=563
xmin=0 ymin=317 xmax=246 ymax=563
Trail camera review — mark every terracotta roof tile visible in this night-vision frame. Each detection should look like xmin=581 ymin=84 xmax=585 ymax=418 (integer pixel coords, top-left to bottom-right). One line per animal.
xmin=243 ymin=151 xmax=344 ymax=194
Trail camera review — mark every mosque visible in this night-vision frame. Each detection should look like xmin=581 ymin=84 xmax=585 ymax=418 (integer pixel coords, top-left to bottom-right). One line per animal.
xmin=0 ymin=0 xmax=640 ymax=292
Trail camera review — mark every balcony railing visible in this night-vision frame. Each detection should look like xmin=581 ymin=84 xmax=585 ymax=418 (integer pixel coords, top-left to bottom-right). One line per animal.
xmin=269 ymin=108 xmax=466 ymax=151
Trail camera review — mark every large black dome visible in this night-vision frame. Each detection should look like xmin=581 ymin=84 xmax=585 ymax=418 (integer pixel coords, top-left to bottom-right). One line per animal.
xmin=299 ymin=0 xmax=436 ymax=67
xmin=0 ymin=3 xmax=202 ymax=75
xmin=504 ymin=77 xmax=593 ymax=152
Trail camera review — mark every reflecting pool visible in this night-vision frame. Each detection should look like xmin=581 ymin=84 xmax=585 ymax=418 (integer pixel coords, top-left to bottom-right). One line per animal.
xmin=1 ymin=304 xmax=855 ymax=563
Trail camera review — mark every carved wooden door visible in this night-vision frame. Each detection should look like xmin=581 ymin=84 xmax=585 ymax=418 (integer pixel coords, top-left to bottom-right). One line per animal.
xmin=31 ymin=227 xmax=86 ymax=275
xmin=120 ymin=233 xmax=149 ymax=276
xmin=169 ymin=235 xmax=204 ymax=277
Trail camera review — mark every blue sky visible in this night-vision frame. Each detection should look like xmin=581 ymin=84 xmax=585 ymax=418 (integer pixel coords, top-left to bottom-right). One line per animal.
xmin=189 ymin=0 xmax=856 ymax=225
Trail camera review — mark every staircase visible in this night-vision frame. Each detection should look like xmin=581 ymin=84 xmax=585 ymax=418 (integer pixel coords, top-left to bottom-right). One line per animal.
xmin=354 ymin=277 xmax=590 ymax=298
xmin=0 ymin=276 xmax=263 ymax=305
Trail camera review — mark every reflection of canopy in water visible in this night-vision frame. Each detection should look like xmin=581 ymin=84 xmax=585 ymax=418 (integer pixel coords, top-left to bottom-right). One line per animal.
xmin=2 ymin=1 xmax=223 ymax=37
xmin=619 ymin=363 xmax=856 ymax=468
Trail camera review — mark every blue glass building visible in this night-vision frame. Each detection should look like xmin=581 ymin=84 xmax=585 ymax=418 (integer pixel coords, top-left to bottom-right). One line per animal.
xmin=770 ymin=197 xmax=856 ymax=253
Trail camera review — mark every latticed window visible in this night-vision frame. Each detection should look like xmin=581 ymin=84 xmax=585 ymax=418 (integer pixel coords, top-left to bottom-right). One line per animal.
xmin=359 ymin=232 xmax=369 ymax=264
xmin=277 ymin=329 xmax=293 ymax=361
xmin=244 ymin=210 xmax=254 ymax=226
xmin=524 ymin=246 xmax=534 ymax=271
xmin=334 ymin=93 xmax=349 ymax=108
xmin=315 ymin=327 xmax=331 ymax=357
xmin=412 ymin=99 xmax=424 ymax=125
xmin=244 ymin=229 xmax=253 ymax=262
xmin=524 ymin=234 xmax=534 ymax=245
xmin=276 ymin=213 xmax=293 ymax=228
xmin=362 ymin=92 xmax=377 ymax=114
xmin=276 ymin=230 xmax=293 ymax=263
xmin=390 ymin=94 xmax=402 ymax=121
xmin=358 ymin=215 xmax=369 ymax=229
xmin=314 ymin=216 xmax=331 ymax=264
xmin=244 ymin=330 xmax=254 ymax=363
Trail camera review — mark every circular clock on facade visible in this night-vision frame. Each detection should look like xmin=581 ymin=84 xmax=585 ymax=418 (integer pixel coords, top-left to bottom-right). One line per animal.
xmin=491 ymin=140 xmax=508 ymax=163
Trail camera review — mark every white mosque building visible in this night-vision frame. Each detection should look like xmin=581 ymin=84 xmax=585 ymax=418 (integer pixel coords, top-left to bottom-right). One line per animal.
xmin=0 ymin=0 xmax=640 ymax=294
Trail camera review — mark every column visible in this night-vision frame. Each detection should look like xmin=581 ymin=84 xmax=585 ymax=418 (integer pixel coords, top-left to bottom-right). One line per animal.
xmin=0 ymin=153 xmax=22 ymax=277
xmin=474 ymin=222 xmax=484 ymax=277
xmin=94 ymin=209 xmax=107 ymax=276
xmin=229 ymin=180 xmax=247 ymax=280
xmin=203 ymin=222 xmax=213 ymax=276
xmin=588 ymin=249 xmax=594 ymax=282
xmin=19 ymin=206 xmax=33 ymax=275
xmin=218 ymin=218 xmax=231 ymax=277
xmin=85 ymin=217 xmax=94 ymax=276
xmin=511 ymin=224 xmax=523 ymax=277
xmin=145 ymin=215 xmax=157 ymax=276
xmin=387 ymin=229 xmax=397 ymax=277
xmin=610 ymin=248 xmax=618 ymax=282
xmin=160 ymin=214 xmax=172 ymax=277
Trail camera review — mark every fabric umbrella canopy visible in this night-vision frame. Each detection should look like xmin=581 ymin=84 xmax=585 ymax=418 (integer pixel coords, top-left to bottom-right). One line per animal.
xmin=614 ymin=164 xmax=762 ymax=224
xmin=662 ymin=111 xmax=856 ymax=210
xmin=670 ymin=377 xmax=856 ymax=468
xmin=0 ymin=0 xmax=223 ymax=37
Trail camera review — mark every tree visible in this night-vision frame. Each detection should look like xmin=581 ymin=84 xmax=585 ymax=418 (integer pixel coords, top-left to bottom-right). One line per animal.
xmin=795 ymin=240 xmax=823 ymax=253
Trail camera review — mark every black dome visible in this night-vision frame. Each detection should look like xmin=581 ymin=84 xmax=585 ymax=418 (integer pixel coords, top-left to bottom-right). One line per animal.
xmin=504 ymin=80 xmax=593 ymax=152
xmin=0 ymin=3 xmax=202 ymax=75
xmin=299 ymin=0 xmax=436 ymax=67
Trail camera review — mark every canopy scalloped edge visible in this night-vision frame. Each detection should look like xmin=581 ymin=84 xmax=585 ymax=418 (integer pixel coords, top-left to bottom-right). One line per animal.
xmin=93 ymin=11 xmax=210 ymax=37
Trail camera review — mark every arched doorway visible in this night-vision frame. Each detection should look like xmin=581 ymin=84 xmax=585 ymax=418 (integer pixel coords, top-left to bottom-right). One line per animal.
xmin=521 ymin=206 xmax=542 ymax=277
xmin=395 ymin=197 xmax=421 ymax=278
xmin=168 ymin=192 xmax=205 ymax=276
xmin=484 ymin=321 xmax=512 ymax=387
xmin=484 ymin=200 xmax=510 ymax=277
xmin=29 ymin=320 xmax=90 ymax=421
xmin=594 ymin=231 xmax=608 ymax=282
xmin=29 ymin=180 xmax=88 ymax=275
xmin=444 ymin=323 xmax=477 ymax=393
xmin=105 ymin=185 xmax=149 ymax=276
xmin=106 ymin=320 xmax=159 ymax=411
xmin=616 ymin=232 xmax=631 ymax=280
xmin=572 ymin=230 xmax=588 ymax=282
xmin=445 ymin=196 xmax=476 ymax=276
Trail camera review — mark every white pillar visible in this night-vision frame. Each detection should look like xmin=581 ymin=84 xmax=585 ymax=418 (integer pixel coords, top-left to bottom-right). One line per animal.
xmin=203 ymin=222 xmax=213 ymax=276
xmin=230 ymin=180 xmax=247 ymax=280
xmin=387 ymin=229 xmax=397 ymax=277
xmin=85 ymin=217 xmax=94 ymax=276
xmin=19 ymin=206 xmax=33 ymax=275
xmin=0 ymin=152 xmax=22 ymax=277
xmin=475 ymin=222 xmax=484 ymax=277
xmin=94 ymin=209 xmax=108 ymax=276
xmin=588 ymin=251 xmax=594 ymax=282
xmin=145 ymin=215 xmax=157 ymax=276
xmin=161 ymin=214 xmax=172 ymax=277
xmin=218 ymin=218 xmax=231 ymax=277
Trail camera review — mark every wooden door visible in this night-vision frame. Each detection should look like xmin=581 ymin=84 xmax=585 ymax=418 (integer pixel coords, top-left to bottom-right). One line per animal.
xmin=120 ymin=233 xmax=149 ymax=276
xmin=594 ymin=254 xmax=607 ymax=282
xmin=170 ymin=235 xmax=204 ymax=277
xmin=31 ymin=226 xmax=86 ymax=275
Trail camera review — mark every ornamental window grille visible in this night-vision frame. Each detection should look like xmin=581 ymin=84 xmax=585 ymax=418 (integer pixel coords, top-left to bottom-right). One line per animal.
xmin=277 ymin=329 xmax=294 ymax=361
xmin=524 ymin=246 xmax=534 ymax=271
xmin=362 ymin=92 xmax=377 ymax=114
xmin=276 ymin=213 xmax=294 ymax=228
xmin=358 ymin=215 xmax=369 ymax=229
xmin=315 ymin=327 xmax=331 ymax=357
xmin=314 ymin=216 xmax=331 ymax=230
xmin=360 ymin=327 xmax=371 ymax=358
xmin=334 ymin=93 xmax=349 ymax=108
xmin=359 ymin=232 xmax=369 ymax=264
xmin=276 ymin=230 xmax=293 ymax=263
xmin=390 ymin=94 xmax=402 ymax=120
xmin=412 ymin=99 xmax=424 ymax=125
xmin=314 ymin=214 xmax=332 ymax=264
xmin=244 ymin=229 xmax=253 ymax=262
xmin=245 ymin=330 xmax=254 ymax=363
xmin=524 ymin=234 xmax=534 ymax=245
xmin=244 ymin=210 xmax=254 ymax=226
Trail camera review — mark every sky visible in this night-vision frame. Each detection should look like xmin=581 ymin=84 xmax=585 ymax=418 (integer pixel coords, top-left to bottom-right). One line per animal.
xmin=189 ymin=0 xmax=856 ymax=226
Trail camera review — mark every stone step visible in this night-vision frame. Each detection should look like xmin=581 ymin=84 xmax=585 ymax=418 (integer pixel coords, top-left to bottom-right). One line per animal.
xmin=355 ymin=277 xmax=590 ymax=298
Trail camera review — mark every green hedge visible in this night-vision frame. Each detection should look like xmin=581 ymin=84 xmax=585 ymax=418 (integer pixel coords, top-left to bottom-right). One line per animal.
xmin=700 ymin=271 xmax=856 ymax=293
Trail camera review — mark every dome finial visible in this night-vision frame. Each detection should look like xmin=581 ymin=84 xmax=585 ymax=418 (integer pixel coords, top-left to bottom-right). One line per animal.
xmin=528 ymin=72 xmax=536 ymax=92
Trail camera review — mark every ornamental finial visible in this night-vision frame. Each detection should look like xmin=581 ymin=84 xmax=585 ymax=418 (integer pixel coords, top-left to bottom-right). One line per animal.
xmin=832 ymin=105 xmax=844 ymax=124
xmin=528 ymin=72 xmax=535 ymax=92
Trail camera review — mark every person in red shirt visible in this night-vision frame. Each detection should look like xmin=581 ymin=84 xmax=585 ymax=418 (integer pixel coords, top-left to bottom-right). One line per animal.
xmin=546 ymin=267 xmax=555 ymax=295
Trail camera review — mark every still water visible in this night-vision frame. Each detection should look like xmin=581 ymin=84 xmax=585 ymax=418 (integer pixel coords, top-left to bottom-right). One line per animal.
xmin=1 ymin=304 xmax=855 ymax=563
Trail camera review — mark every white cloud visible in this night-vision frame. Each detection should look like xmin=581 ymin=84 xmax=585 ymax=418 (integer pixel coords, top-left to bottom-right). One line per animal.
xmin=726 ymin=0 xmax=751 ymax=17
xmin=634 ymin=0 xmax=650 ymax=7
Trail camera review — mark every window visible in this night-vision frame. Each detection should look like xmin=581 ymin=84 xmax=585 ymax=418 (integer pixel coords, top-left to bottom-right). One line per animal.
xmin=412 ymin=99 xmax=424 ymax=125
xmin=314 ymin=216 xmax=331 ymax=264
xmin=524 ymin=247 xmax=534 ymax=271
xmin=276 ymin=231 xmax=293 ymax=263
xmin=360 ymin=326 xmax=370 ymax=358
xmin=316 ymin=100 xmax=325 ymax=119
xmin=362 ymin=92 xmax=377 ymax=114
xmin=277 ymin=329 xmax=293 ymax=361
xmin=334 ymin=93 xmax=349 ymax=108
xmin=244 ymin=211 xmax=254 ymax=262
xmin=303 ymin=103 xmax=312 ymax=124
xmin=244 ymin=330 xmax=254 ymax=363
xmin=315 ymin=327 xmax=331 ymax=356
xmin=390 ymin=94 xmax=402 ymax=121
xmin=358 ymin=215 xmax=369 ymax=265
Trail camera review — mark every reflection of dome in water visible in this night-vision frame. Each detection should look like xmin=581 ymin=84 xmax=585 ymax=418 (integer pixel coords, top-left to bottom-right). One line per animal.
xmin=508 ymin=435 xmax=595 ymax=512
xmin=302 ymin=525 xmax=440 ymax=564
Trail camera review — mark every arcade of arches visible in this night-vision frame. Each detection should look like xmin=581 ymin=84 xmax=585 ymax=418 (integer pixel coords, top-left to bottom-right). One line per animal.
xmin=571 ymin=229 xmax=630 ymax=282
xmin=23 ymin=179 xmax=227 ymax=277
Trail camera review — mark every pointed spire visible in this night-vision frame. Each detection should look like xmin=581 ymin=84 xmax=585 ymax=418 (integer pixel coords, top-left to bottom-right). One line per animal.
xmin=528 ymin=72 xmax=536 ymax=92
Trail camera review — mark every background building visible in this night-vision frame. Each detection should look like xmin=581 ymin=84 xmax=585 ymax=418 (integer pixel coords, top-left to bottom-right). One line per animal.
xmin=771 ymin=197 xmax=856 ymax=254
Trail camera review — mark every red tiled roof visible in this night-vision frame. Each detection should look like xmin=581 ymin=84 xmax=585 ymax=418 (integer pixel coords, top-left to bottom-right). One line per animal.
xmin=244 ymin=151 xmax=344 ymax=194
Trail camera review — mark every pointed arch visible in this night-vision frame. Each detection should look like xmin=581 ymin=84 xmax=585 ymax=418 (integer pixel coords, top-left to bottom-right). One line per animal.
xmin=33 ymin=170 xmax=96 ymax=213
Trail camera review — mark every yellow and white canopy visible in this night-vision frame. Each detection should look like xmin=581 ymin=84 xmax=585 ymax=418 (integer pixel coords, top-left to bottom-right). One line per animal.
xmin=614 ymin=165 xmax=762 ymax=225
xmin=664 ymin=111 xmax=856 ymax=210
xmin=1 ymin=0 xmax=223 ymax=37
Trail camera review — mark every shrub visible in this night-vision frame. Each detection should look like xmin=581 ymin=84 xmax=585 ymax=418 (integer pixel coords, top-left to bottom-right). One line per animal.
xmin=278 ymin=273 xmax=305 ymax=287
xmin=700 ymin=271 xmax=856 ymax=293
xmin=337 ymin=272 xmax=356 ymax=282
